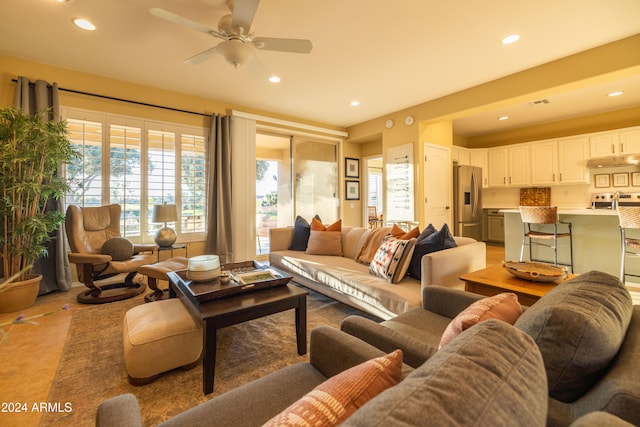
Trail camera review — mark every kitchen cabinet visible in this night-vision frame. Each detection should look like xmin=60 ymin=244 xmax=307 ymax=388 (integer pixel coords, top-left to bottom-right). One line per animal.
xmin=589 ymin=127 xmax=640 ymax=156
xmin=484 ymin=208 xmax=504 ymax=243
xmin=620 ymin=128 xmax=640 ymax=154
xmin=530 ymin=137 xmax=589 ymax=185
xmin=530 ymin=140 xmax=558 ymax=185
xmin=589 ymin=132 xmax=619 ymax=157
xmin=488 ymin=144 xmax=530 ymax=187
xmin=451 ymin=146 xmax=470 ymax=165
xmin=557 ymin=136 xmax=590 ymax=184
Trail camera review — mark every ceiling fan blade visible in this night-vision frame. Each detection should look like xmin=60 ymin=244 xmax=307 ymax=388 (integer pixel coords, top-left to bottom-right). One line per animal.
xmin=253 ymin=37 xmax=313 ymax=54
xmin=184 ymin=46 xmax=220 ymax=65
xmin=231 ymin=0 xmax=261 ymax=33
xmin=149 ymin=8 xmax=218 ymax=37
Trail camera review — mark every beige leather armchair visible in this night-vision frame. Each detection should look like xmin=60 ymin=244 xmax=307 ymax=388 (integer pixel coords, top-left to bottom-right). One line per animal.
xmin=65 ymin=204 xmax=157 ymax=303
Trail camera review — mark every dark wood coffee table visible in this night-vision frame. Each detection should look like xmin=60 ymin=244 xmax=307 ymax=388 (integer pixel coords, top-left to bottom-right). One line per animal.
xmin=167 ymin=271 xmax=308 ymax=394
xmin=460 ymin=264 xmax=576 ymax=306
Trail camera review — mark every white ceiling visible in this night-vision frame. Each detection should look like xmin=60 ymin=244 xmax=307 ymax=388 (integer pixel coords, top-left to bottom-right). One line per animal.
xmin=1 ymin=0 xmax=639 ymax=134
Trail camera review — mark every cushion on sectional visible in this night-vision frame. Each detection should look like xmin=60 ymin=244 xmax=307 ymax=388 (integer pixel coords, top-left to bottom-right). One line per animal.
xmin=407 ymin=223 xmax=457 ymax=279
xmin=369 ymin=238 xmax=417 ymax=284
xmin=356 ymin=227 xmax=396 ymax=264
xmin=342 ymin=320 xmax=548 ymax=427
xmin=438 ymin=292 xmax=522 ymax=349
xmin=416 ymin=223 xmax=436 ymax=241
xmin=288 ymin=215 xmax=321 ymax=251
xmin=306 ymin=218 xmax=343 ymax=256
xmin=262 ymin=349 xmax=403 ymax=427
xmin=400 ymin=226 xmax=420 ymax=240
xmin=514 ymin=270 xmax=633 ymax=403
xmin=101 ymin=237 xmax=134 ymax=261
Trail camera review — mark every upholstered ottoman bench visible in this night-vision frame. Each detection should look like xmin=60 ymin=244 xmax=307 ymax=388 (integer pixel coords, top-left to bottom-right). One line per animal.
xmin=123 ymin=298 xmax=203 ymax=385
xmin=138 ymin=257 xmax=189 ymax=302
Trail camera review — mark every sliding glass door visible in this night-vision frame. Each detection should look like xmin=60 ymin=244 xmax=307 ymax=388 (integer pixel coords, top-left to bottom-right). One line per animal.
xmin=255 ymin=134 xmax=339 ymax=257
xmin=293 ymin=138 xmax=339 ymax=224
xmin=256 ymin=133 xmax=292 ymax=257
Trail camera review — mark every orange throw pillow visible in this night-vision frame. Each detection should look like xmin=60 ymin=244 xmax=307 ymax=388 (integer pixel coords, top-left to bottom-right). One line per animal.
xmin=400 ymin=226 xmax=420 ymax=240
xmin=438 ymin=293 xmax=522 ymax=349
xmin=262 ymin=349 xmax=403 ymax=427
xmin=306 ymin=219 xmax=343 ymax=256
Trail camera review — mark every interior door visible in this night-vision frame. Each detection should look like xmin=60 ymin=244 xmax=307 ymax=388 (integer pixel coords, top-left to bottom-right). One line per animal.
xmin=423 ymin=143 xmax=451 ymax=228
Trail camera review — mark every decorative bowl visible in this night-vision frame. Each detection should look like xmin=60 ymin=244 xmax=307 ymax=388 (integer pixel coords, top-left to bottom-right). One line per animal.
xmin=187 ymin=255 xmax=221 ymax=282
xmin=503 ymin=260 xmax=567 ymax=282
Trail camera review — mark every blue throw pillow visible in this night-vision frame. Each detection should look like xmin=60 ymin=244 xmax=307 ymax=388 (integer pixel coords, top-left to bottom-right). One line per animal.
xmin=408 ymin=224 xmax=457 ymax=279
xmin=288 ymin=215 xmax=321 ymax=251
xmin=416 ymin=223 xmax=437 ymax=242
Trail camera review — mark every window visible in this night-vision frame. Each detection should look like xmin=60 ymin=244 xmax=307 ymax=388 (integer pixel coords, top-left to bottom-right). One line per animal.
xmin=180 ymin=133 xmax=207 ymax=234
xmin=63 ymin=108 xmax=207 ymax=242
xmin=110 ymin=123 xmax=143 ymax=237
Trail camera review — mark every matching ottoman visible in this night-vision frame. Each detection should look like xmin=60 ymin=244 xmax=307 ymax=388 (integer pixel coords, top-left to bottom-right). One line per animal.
xmin=138 ymin=257 xmax=189 ymax=302
xmin=123 ymin=298 xmax=203 ymax=384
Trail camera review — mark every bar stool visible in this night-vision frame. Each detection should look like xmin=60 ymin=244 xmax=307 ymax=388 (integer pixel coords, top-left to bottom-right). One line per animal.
xmin=519 ymin=206 xmax=574 ymax=273
xmin=617 ymin=206 xmax=640 ymax=284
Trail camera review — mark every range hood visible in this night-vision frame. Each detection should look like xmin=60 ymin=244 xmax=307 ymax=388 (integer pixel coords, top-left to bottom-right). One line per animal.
xmin=587 ymin=154 xmax=640 ymax=168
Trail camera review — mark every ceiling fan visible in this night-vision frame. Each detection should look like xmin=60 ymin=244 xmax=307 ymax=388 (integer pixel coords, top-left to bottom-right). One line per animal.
xmin=150 ymin=0 xmax=313 ymax=70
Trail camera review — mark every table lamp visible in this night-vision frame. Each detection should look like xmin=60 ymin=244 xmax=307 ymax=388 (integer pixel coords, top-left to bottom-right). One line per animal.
xmin=152 ymin=204 xmax=177 ymax=247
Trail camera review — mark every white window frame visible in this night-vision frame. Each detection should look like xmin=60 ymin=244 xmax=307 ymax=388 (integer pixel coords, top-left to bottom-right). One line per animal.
xmin=61 ymin=107 xmax=207 ymax=243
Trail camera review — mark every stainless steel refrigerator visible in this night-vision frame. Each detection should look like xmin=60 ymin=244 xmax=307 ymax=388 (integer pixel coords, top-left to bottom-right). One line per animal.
xmin=453 ymin=164 xmax=483 ymax=241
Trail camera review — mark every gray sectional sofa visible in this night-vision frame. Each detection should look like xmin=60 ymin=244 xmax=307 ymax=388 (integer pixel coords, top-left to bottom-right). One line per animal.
xmin=341 ymin=271 xmax=640 ymax=426
xmin=97 ymin=320 xmax=550 ymax=427
xmin=269 ymin=225 xmax=486 ymax=320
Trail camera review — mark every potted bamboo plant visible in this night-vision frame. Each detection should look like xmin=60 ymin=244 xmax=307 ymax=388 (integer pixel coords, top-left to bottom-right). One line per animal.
xmin=0 ymin=107 xmax=78 ymax=313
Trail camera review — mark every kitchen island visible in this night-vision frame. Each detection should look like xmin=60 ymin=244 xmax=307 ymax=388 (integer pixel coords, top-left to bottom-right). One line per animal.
xmin=502 ymin=208 xmax=629 ymax=278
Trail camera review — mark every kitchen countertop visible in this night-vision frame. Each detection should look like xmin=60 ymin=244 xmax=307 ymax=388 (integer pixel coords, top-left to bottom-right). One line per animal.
xmin=500 ymin=208 xmax=618 ymax=216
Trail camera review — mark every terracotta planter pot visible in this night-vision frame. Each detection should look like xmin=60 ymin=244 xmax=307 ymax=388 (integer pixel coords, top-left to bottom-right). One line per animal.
xmin=0 ymin=274 xmax=42 ymax=313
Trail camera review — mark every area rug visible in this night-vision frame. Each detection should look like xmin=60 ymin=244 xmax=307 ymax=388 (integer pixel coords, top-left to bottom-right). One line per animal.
xmin=42 ymin=286 xmax=379 ymax=426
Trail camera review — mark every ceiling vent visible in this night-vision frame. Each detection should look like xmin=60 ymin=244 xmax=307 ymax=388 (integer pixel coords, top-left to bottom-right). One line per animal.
xmin=528 ymin=99 xmax=550 ymax=106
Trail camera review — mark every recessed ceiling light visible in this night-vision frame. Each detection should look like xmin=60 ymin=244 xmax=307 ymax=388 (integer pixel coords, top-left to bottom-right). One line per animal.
xmin=73 ymin=18 xmax=96 ymax=31
xmin=608 ymin=91 xmax=624 ymax=97
xmin=268 ymin=75 xmax=281 ymax=83
xmin=498 ymin=116 xmax=510 ymax=121
xmin=501 ymin=34 xmax=520 ymax=45
xmin=350 ymin=100 xmax=360 ymax=107
xmin=56 ymin=0 xmax=72 ymax=3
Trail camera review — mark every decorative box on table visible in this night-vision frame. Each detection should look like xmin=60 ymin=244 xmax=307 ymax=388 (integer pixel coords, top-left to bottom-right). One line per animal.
xmin=173 ymin=260 xmax=293 ymax=304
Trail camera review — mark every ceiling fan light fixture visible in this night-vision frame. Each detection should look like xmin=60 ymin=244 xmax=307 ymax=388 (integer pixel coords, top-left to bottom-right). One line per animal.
xmin=217 ymin=39 xmax=254 ymax=68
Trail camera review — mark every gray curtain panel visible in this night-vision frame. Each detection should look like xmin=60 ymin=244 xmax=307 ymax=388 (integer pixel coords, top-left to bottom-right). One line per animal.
xmin=13 ymin=76 xmax=72 ymax=294
xmin=205 ymin=114 xmax=233 ymax=263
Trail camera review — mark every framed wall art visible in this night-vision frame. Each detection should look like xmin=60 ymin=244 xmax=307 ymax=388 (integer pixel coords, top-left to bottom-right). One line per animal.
xmin=632 ymin=172 xmax=640 ymax=187
xmin=612 ymin=172 xmax=629 ymax=187
xmin=345 ymin=180 xmax=360 ymax=200
xmin=594 ymin=174 xmax=610 ymax=188
xmin=345 ymin=157 xmax=360 ymax=178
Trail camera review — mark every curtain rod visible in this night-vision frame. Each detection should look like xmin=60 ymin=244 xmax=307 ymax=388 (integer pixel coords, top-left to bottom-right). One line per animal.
xmin=11 ymin=78 xmax=210 ymax=118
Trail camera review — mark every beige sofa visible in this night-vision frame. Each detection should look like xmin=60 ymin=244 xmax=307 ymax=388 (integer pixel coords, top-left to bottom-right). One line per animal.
xmin=269 ymin=225 xmax=486 ymax=320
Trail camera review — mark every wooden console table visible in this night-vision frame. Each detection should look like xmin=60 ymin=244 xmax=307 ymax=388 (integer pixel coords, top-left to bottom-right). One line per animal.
xmin=460 ymin=264 xmax=576 ymax=306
